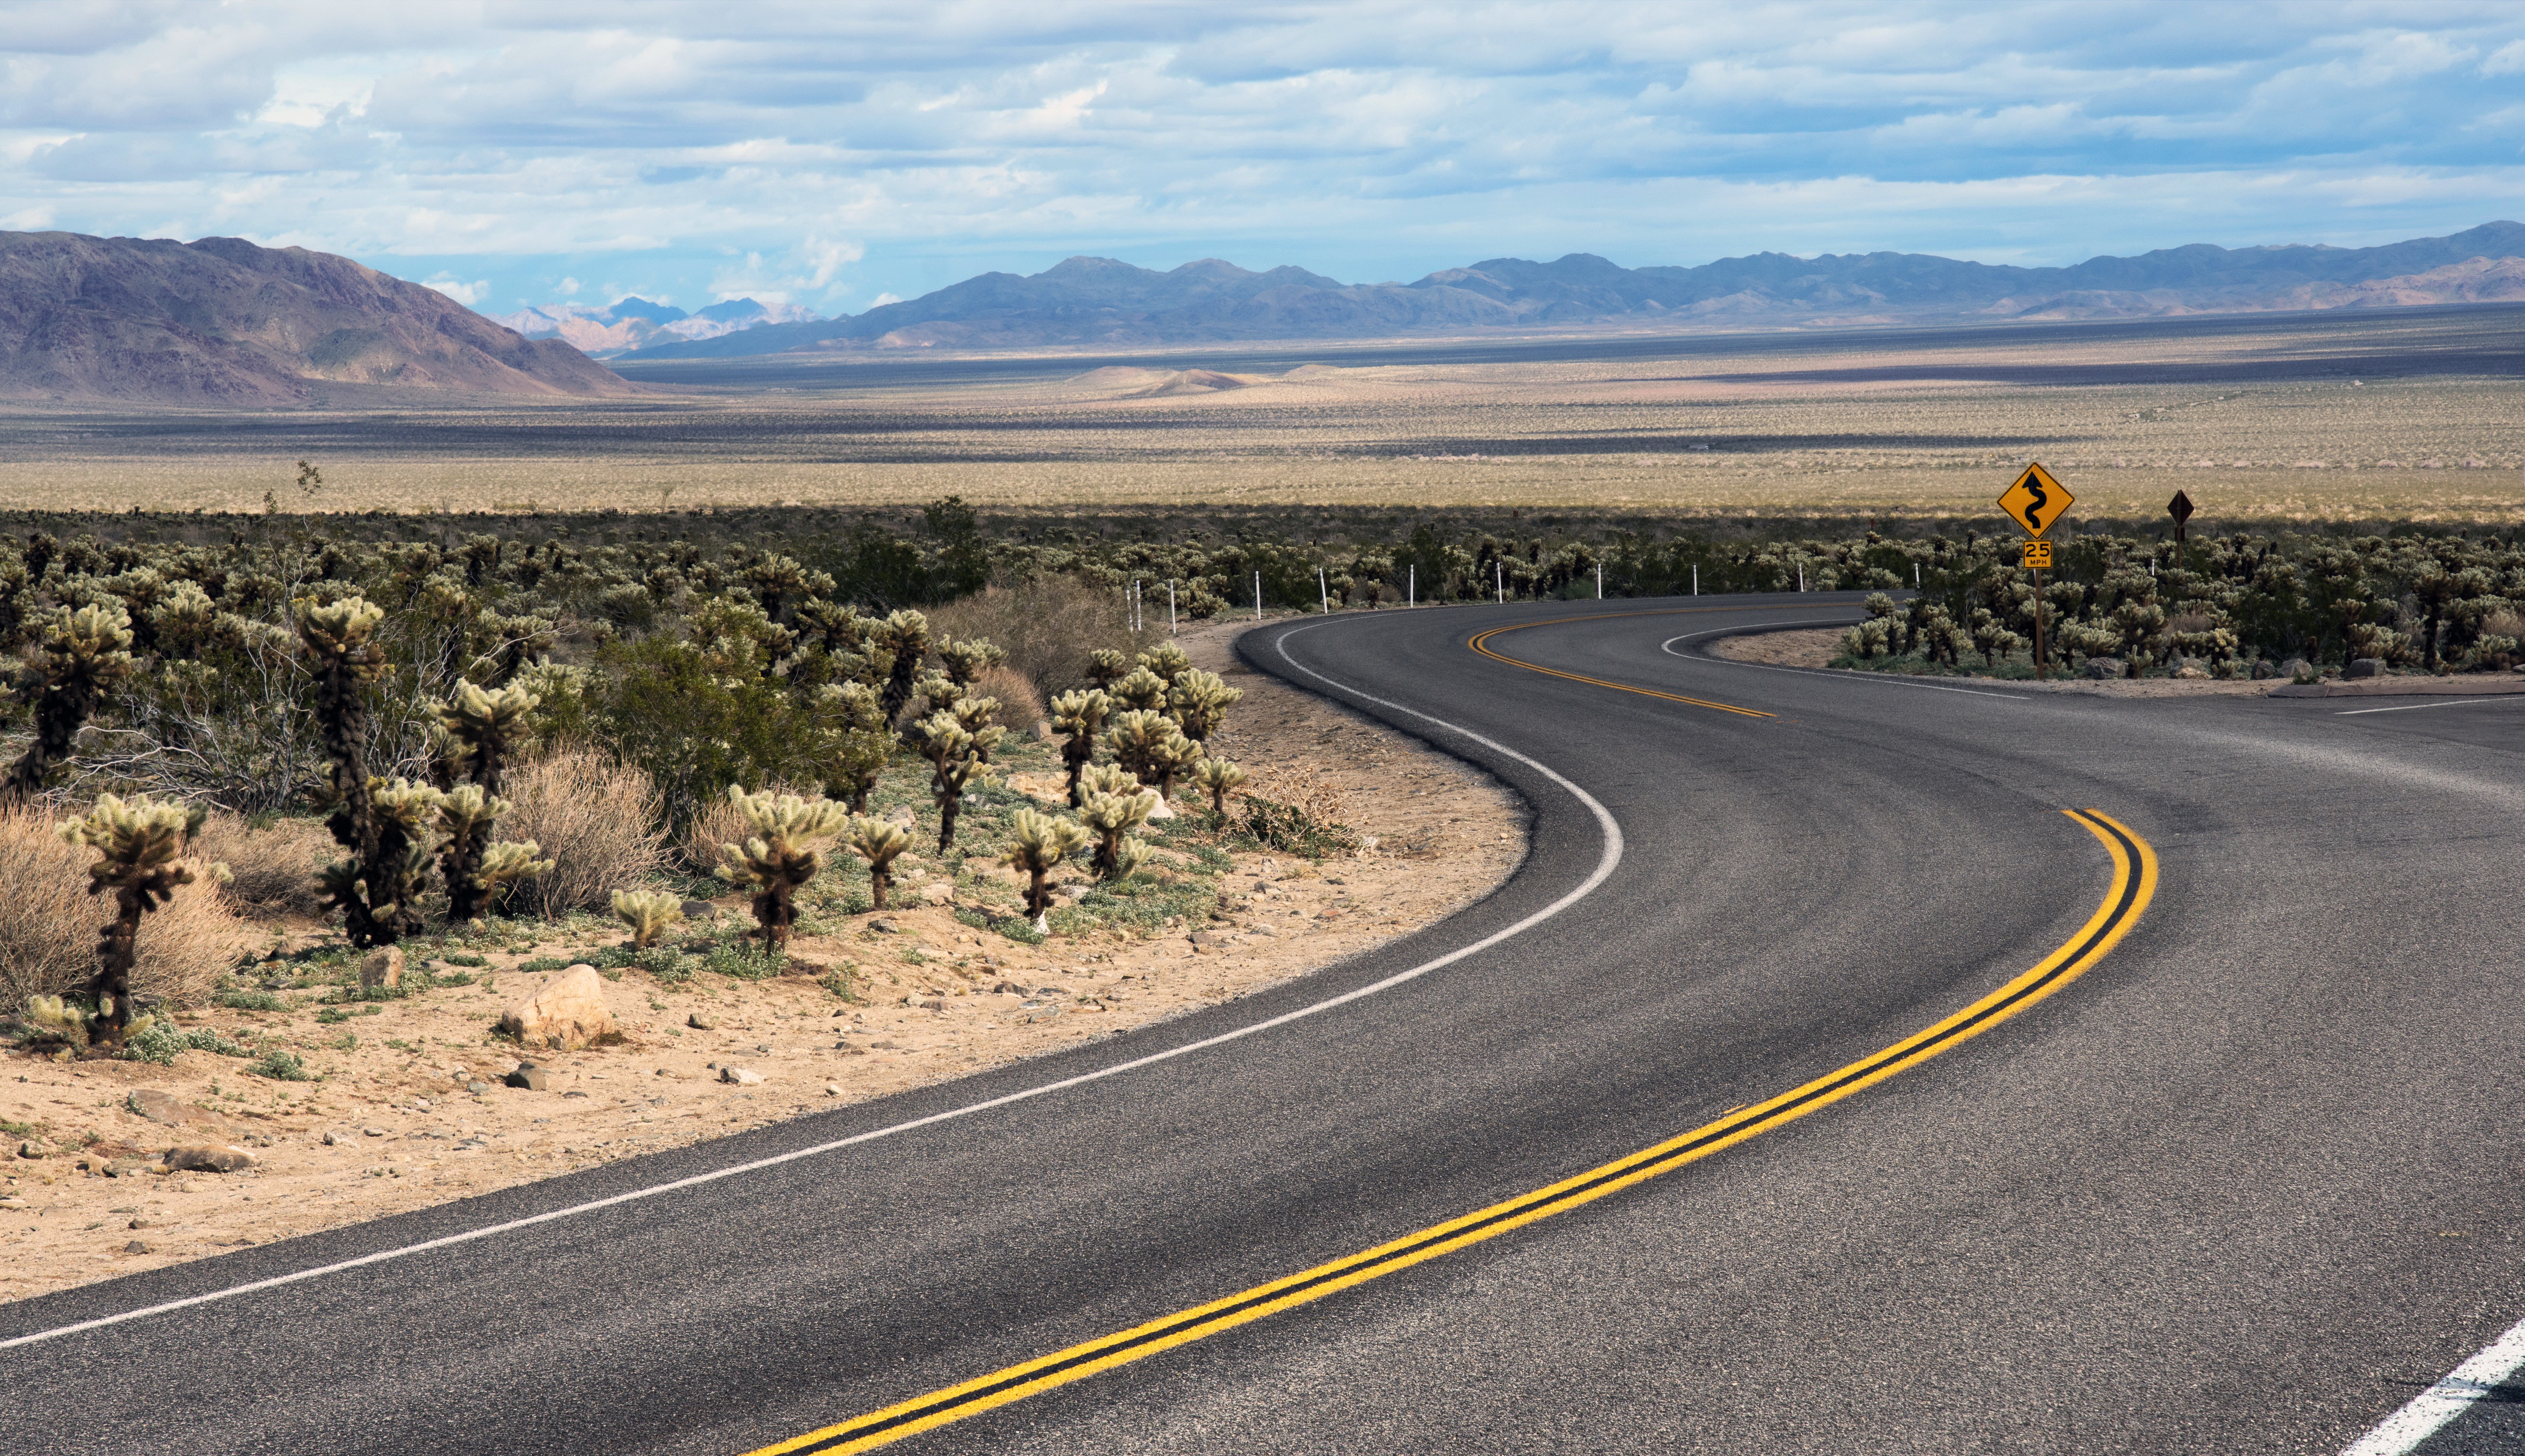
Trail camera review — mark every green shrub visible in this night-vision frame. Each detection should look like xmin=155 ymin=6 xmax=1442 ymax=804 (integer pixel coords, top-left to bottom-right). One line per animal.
xmin=120 ymin=1023 xmax=252 ymax=1066
xmin=702 ymin=942 xmax=784 ymax=981
xmin=249 ymin=1049 xmax=314 ymax=1081
xmin=214 ymin=988 xmax=289 ymax=1011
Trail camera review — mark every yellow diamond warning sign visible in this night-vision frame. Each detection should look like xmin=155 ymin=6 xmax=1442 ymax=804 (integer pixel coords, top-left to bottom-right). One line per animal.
xmin=1997 ymin=462 xmax=2073 ymax=538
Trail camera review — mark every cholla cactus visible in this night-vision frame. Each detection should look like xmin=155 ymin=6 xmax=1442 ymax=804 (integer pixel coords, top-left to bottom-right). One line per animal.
xmin=470 ymin=840 xmax=554 ymax=908
xmin=298 ymin=596 xmax=402 ymax=945
xmin=1084 ymin=648 xmax=1129 ymax=690
xmin=21 ymin=993 xmax=90 ymax=1050
xmin=716 ymin=786 xmax=854 ymax=951
xmin=1103 ymin=709 xmax=1202 ymax=811
xmin=1166 ymin=669 xmax=1242 ymax=743
xmin=58 ymin=793 xmax=224 ymax=1047
xmin=611 ymin=889 xmax=685 ymax=948
xmin=1003 ymin=808 xmax=1091 ymax=931
xmin=1136 ymin=642 xmax=1192 ymax=682
xmin=1192 ymin=758 xmax=1248 ymax=816
xmin=1110 ymin=667 xmax=1170 ymax=712
xmin=913 ymin=671 xmax=965 ymax=713
xmin=1 ymin=602 xmax=136 ymax=807
xmin=938 ymin=636 xmax=1008 ymax=685
xmin=1078 ymin=783 xmax=1156 ymax=879
xmin=433 ymin=681 xmax=540 ymax=795
xmin=907 ymin=711 xmax=996 ymax=850
xmin=845 ymin=814 xmax=912 ymax=910
xmin=1050 ymin=688 xmax=1113 ymax=805
xmin=811 ymin=680 xmax=892 ymax=812
xmin=874 ymin=610 xmax=932 ymax=723
xmin=433 ymin=783 xmax=513 ymax=921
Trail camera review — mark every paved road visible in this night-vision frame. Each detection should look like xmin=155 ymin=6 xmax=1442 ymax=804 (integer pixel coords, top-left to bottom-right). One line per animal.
xmin=6 ymin=594 xmax=2521 ymax=1455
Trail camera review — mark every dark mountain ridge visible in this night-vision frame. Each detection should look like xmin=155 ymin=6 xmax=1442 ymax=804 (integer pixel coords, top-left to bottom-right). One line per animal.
xmin=0 ymin=231 xmax=633 ymax=403
xmin=621 ymin=222 xmax=2525 ymax=359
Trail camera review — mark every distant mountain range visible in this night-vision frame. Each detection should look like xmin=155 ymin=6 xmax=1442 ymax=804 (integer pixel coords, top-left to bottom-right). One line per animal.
xmin=487 ymin=296 xmax=817 ymax=357
xmin=617 ymin=222 xmax=2525 ymax=359
xmin=0 ymin=231 xmax=631 ymax=404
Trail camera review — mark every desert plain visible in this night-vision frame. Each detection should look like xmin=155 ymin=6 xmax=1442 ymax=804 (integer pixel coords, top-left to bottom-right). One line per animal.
xmin=0 ymin=306 xmax=2517 ymax=528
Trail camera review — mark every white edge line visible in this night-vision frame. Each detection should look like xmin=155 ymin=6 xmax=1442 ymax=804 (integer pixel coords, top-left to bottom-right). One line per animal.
xmin=0 ymin=618 xmax=1624 ymax=1354
xmin=2335 ymin=698 xmax=2516 ymax=715
xmin=2340 ymin=1308 xmax=2525 ymax=1455
xmin=1660 ymin=625 xmax=2035 ymax=701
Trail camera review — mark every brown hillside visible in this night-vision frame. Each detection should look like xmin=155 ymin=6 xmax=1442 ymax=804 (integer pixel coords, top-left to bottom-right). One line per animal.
xmin=0 ymin=232 xmax=634 ymax=404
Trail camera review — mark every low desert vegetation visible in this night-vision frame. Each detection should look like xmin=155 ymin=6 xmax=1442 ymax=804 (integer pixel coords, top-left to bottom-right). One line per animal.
xmin=0 ymin=516 xmax=1368 ymax=1066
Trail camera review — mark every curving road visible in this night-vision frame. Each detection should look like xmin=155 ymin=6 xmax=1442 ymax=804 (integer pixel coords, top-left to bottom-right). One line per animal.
xmin=6 ymin=595 xmax=2523 ymax=1455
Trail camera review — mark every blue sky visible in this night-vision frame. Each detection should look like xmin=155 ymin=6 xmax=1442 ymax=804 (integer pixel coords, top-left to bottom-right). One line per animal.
xmin=6 ymin=2 xmax=2524 ymax=317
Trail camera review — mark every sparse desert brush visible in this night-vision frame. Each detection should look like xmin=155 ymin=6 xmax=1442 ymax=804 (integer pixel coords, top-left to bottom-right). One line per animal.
xmin=0 ymin=807 xmax=242 ymax=1014
xmin=929 ymin=577 xmax=1160 ymax=699
xmin=190 ymin=812 xmax=331 ymax=919
xmin=971 ymin=665 xmax=1046 ymax=731
xmin=499 ymin=752 xmax=667 ymax=917
xmin=1238 ymin=762 xmax=1362 ymax=858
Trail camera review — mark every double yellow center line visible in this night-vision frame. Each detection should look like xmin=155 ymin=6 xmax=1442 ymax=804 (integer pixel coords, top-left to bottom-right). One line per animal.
xmin=747 ymin=805 xmax=2158 ymax=1455
xmin=1469 ymin=605 xmax=1856 ymax=718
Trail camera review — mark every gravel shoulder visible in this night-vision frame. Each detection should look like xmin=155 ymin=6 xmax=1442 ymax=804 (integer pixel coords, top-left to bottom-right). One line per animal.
xmin=0 ymin=614 xmax=1525 ymax=1305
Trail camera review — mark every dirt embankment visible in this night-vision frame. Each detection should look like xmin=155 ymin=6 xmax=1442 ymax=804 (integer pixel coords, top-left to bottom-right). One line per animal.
xmin=0 ymin=617 xmax=1525 ymax=1305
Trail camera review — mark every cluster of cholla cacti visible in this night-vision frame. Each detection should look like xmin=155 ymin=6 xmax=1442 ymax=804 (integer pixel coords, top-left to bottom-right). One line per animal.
xmin=617 ymin=638 xmax=1251 ymax=950
xmin=1833 ymin=532 xmax=2525 ymax=678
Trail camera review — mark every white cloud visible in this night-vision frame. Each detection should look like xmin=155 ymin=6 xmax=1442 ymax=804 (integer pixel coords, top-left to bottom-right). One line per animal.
xmin=2 ymin=0 xmax=2522 ymax=301
xmin=417 ymin=273 xmax=489 ymax=305
xmin=555 ymin=275 xmax=580 ymax=295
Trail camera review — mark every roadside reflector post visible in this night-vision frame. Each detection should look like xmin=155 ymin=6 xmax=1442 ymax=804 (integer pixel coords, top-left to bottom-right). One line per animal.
xmin=1692 ymin=563 xmax=1699 ymax=596
xmin=1797 ymin=564 xmax=1806 ymax=593
xmin=1318 ymin=565 xmax=1329 ymax=615
xmin=1168 ymin=580 xmax=1177 ymax=633
xmin=1408 ymin=563 xmax=1415 ymax=607
xmin=1253 ymin=569 xmax=1261 ymax=622
xmin=1596 ymin=562 xmax=1602 ymax=600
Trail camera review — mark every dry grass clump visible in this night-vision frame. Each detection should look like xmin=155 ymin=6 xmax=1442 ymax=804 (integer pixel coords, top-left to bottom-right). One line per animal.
xmin=1235 ymin=761 xmax=1362 ymax=857
xmin=928 ymin=576 xmax=1163 ymax=700
xmin=672 ymin=789 xmax=753 ymax=877
xmin=971 ymin=664 xmax=1047 ymax=730
xmin=190 ymin=813 xmax=331 ymax=919
xmin=498 ymin=752 xmax=669 ymax=917
xmin=0 ymin=808 xmax=244 ymax=1009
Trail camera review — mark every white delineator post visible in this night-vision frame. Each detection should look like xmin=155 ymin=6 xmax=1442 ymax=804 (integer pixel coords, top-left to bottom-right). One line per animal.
xmin=1495 ymin=559 xmax=1504 ymax=604
xmin=1408 ymin=563 xmax=1415 ymax=607
xmin=1318 ymin=566 xmax=1330 ymax=614
xmin=1168 ymin=580 xmax=1177 ymax=632
xmin=1596 ymin=562 xmax=1602 ymax=599
xmin=1798 ymin=564 xmax=1806 ymax=592
xmin=1692 ymin=564 xmax=1698 ymax=596
xmin=1253 ymin=569 xmax=1261 ymax=621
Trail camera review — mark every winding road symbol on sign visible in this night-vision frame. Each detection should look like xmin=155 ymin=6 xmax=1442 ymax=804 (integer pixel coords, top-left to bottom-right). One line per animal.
xmin=1998 ymin=462 xmax=2073 ymax=538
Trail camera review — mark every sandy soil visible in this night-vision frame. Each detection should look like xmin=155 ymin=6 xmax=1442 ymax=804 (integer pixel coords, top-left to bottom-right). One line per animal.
xmin=0 ymin=617 xmax=1525 ymax=1305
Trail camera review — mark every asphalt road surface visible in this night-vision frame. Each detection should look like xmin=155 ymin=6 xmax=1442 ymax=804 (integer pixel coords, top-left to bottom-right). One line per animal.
xmin=6 ymin=594 xmax=2522 ymax=1455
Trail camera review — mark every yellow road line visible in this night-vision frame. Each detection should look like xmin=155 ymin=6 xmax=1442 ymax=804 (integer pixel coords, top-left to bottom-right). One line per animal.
xmin=1469 ymin=605 xmax=1854 ymax=717
xmin=746 ymin=809 xmax=2158 ymax=1456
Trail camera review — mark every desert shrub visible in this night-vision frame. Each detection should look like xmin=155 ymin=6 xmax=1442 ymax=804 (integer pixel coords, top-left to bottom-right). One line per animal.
xmin=927 ymin=575 xmax=1161 ymax=701
xmin=191 ymin=813 xmax=331 ymax=919
xmin=0 ymin=808 xmax=243 ymax=1011
xmin=122 ymin=1022 xmax=252 ymax=1065
xmin=214 ymin=988 xmax=288 ymax=1011
xmin=673 ymin=789 xmax=753 ymax=877
xmin=498 ymin=752 xmax=668 ymax=918
xmin=1236 ymin=764 xmax=1362 ymax=858
xmin=971 ymin=664 xmax=1047 ymax=730
xmin=249 ymin=1049 xmax=313 ymax=1081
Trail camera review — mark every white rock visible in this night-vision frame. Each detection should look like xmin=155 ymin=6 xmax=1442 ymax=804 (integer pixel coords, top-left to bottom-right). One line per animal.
xmin=720 ymin=1066 xmax=765 ymax=1086
xmin=496 ymin=965 xmax=620 ymax=1051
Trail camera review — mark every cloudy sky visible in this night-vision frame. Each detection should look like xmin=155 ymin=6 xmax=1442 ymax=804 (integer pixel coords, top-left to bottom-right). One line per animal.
xmin=6 ymin=2 xmax=2524 ymax=317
